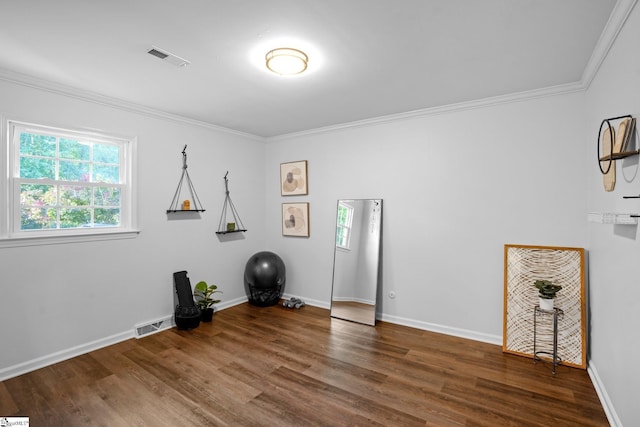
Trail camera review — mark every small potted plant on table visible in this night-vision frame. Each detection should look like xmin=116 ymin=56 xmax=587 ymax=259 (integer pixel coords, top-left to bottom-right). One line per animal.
xmin=194 ymin=281 xmax=222 ymax=322
xmin=534 ymin=279 xmax=562 ymax=311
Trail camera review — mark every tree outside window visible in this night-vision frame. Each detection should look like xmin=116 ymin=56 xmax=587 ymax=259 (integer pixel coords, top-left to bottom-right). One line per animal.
xmin=9 ymin=122 xmax=130 ymax=234
xmin=336 ymin=202 xmax=354 ymax=249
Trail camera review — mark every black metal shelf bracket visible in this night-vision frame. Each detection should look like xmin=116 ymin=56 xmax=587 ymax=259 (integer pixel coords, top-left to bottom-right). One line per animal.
xmin=216 ymin=171 xmax=247 ymax=234
xmin=597 ymin=114 xmax=636 ymax=175
xmin=622 ymin=191 xmax=640 ymax=218
xmin=167 ymin=145 xmax=205 ymax=213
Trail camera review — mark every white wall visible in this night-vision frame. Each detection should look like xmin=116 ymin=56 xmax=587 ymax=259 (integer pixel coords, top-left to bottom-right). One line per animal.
xmin=0 ymin=79 xmax=266 ymax=375
xmin=265 ymin=92 xmax=587 ymax=339
xmin=585 ymin=3 xmax=640 ymax=426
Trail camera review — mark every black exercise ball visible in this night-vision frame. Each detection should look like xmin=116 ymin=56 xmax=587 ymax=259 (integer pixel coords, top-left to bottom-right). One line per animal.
xmin=244 ymin=251 xmax=285 ymax=306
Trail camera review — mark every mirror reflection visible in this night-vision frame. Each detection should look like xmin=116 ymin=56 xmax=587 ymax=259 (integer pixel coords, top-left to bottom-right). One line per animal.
xmin=330 ymin=199 xmax=382 ymax=325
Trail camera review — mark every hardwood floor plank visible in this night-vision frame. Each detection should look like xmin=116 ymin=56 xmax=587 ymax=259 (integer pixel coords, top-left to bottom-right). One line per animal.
xmin=159 ymin=347 xmax=262 ymax=403
xmin=440 ymin=377 xmax=565 ymax=426
xmin=470 ymin=377 xmax=608 ymax=426
xmin=211 ymin=331 xmax=312 ymax=373
xmin=248 ymin=388 xmax=347 ymax=427
xmin=375 ymin=375 xmax=464 ymax=426
xmin=266 ymin=366 xmax=427 ymax=426
xmin=86 ymin=337 xmax=140 ymax=375
xmin=0 ymin=302 xmax=608 ymax=426
xmin=44 ymin=382 xmax=131 ymax=427
xmin=406 ymin=347 xmax=577 ymax=403
xmin=95 ymin=373 xmax=191 ymax=426
xmin=0 ymin=381 xmax=19 ymax=415
xmin=302 ymin=353 xmax=388 ymax=389
xmin=123 ymin=345 xmax=261 ymax=425
xmin=2 ymin=369 xmax=66 ymax=424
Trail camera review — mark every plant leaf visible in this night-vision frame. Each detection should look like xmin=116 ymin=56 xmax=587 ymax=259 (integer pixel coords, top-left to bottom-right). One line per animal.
xmin=195 ymin=281 xmax=208 ymax=292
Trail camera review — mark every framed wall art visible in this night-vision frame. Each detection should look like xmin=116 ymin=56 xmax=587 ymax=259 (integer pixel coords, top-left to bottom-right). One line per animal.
xmin=282 ymin=203 xmax=309 ymax=237
xmin=280 ymin=160 xmax=308 ymax=196
xmin=503 ymin=244 xmax=586 ymax=369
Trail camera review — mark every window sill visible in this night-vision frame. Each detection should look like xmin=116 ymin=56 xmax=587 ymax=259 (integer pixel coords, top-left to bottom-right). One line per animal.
xmin=0 ymin=229 xmax=141 ymax=248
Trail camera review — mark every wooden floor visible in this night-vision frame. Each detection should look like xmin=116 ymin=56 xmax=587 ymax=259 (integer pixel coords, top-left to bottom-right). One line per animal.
xmin=0 ymin=303 xmax=609 ymax=426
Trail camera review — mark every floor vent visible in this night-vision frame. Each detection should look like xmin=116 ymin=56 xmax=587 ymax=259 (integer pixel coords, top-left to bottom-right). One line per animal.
xmin=134 ymin=316 xmax=173 ymax=338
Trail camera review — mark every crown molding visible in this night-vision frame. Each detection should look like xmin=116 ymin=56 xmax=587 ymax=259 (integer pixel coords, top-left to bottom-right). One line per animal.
xmin=0 ymin=67 xmax=589 ymax=144
xmin=266 ymin=81 xmax=585 ymax=142
xmin=581 ymin=0 xmax=638 ymax=89
xmin=0 ymin=68 xmax=262 ymax=141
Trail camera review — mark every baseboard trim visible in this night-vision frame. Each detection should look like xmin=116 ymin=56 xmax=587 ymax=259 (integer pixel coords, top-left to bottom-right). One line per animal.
xmin=302 ymin=297 xmax=502 ymax=345
xmin=0 ymin=297 xmax=250 ymax=381
xmin=588 ymin=361 xmax=621 ymax=427
xmin=0 ymin=330 xmax=133 ymax=381
xmin=217 ymin=295 xmax=248 ymax=310
xmin=378 ymin=312 xmax=502 ymax=345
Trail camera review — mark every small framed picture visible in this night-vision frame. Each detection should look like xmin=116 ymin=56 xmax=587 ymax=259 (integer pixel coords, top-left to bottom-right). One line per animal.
xmin=280 ymin=160 xmax=308 ymax=196
xmin=282 ymin=203 xmax=310 ymax=237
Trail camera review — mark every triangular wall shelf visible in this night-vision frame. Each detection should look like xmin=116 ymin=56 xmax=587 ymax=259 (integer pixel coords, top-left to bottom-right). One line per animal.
xmin=216 ymin=171 xmax=247 ymax=234
xmin=167 ymin=145 xmax=205 ymax=213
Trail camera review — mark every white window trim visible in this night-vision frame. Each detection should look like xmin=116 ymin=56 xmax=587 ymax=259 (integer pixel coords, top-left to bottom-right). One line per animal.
xmin=1 ymin=118 xmax=140 ymax=247
xmin=336 ymin=202 xmax=354 ymax=250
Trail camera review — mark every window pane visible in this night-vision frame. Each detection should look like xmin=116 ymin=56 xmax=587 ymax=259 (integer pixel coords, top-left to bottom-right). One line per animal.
xmin=94 ymin=187 xmax=120 ymax=206
xmin=336 ymin=226 xmax=349 ymax=247
xmin=19 ymin=157 xmax=55 ymax=179
xmin=59 ymin=138 xmax=90 ymax=161
xmin=94 ymin=144 xmax=119 ymax=164
xmin=21 ymin=207 xmax=57 ymax=229
xmin=10 ymin=121 xmax=132 ymax=236
xmin=19 ymin=132 xmax=56 ymax=157
xmin=337 ymin=206 xmax=347 ymax=225
xmin=58 ymin=160 xmax=90 ymax=181
xmin=60 ymin=185 xmax=91 ymax=206
xmin=93 ymin=164 xmax=119 ymax=183
xmin=60 ymin=208 xmax=91 ymax=228
xmin=95 ymin=208 xmax=120 ymax=226
xmin=20 ymin=183 xmax=56 ymax=206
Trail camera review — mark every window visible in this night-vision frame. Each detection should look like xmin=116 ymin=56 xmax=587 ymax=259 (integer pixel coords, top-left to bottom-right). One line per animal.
xmin=336 ymin=202 xmax=354 ymax=249
xmin=2 ymin=120 xmax=137 ymax=245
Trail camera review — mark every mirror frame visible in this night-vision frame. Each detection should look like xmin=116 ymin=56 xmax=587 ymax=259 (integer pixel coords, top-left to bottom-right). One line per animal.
xmin=330 ymin=198 xmax=382 ymax=326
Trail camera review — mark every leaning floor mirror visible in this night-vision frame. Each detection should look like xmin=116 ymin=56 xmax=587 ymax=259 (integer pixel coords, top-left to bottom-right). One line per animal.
xmin=330 ymin=199 xmax=382 ymax=325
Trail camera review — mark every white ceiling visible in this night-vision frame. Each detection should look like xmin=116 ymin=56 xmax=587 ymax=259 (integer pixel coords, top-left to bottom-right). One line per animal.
xmin=0 ymin=0 xmax=622 ymax=138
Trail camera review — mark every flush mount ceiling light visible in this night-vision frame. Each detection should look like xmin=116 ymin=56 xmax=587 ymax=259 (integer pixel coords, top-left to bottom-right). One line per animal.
xmin=265 ymin=47 xmax=308 ymax=75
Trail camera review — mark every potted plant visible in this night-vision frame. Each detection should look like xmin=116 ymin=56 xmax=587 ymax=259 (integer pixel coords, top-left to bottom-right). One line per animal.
xmin=194 ymin=281 xmax=222 ymax=322
xmin=534 ymin=279 xmax=562 ymax=311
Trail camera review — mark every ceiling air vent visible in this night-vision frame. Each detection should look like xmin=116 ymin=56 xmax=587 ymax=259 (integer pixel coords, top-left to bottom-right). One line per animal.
xmin=147 ymin=46 xmax=191 ymax=68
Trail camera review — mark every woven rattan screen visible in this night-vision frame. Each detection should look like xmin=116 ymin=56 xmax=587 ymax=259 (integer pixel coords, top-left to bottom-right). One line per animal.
xmin=503 ymin=244 xmax=586 ymax=369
